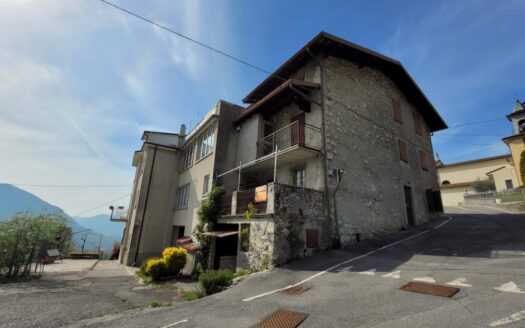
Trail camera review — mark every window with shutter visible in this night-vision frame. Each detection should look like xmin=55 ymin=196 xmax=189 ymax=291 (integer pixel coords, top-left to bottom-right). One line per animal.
xmin=413 ymin=112 xmax=422 ymax=135
xmin=392 ymin=99 xmax=402 ymax=124
xmin=420 ymin=150 xmax=428 ymax=171
xmin=398 ymin=139 xmax=408 ymax=162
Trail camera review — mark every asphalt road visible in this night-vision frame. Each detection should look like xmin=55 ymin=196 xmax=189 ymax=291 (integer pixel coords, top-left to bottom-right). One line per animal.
xmin=77 ymin=206 xmax=525 ymax=328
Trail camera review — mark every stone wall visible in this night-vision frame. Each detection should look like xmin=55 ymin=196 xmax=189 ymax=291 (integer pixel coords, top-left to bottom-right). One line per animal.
xmin=322 ymin=56 xmax=441 ymax=245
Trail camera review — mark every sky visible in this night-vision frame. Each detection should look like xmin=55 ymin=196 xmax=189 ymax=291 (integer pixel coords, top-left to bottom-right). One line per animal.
xmin=0 ymin=0 xmax=524 ymax=216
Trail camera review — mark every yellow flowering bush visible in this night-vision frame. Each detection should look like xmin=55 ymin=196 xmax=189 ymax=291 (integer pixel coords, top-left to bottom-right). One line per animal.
xmin=143 ymin=257 xmax=167 ymax=280
xmin=162 ymin=247 xmax=187 ymax=275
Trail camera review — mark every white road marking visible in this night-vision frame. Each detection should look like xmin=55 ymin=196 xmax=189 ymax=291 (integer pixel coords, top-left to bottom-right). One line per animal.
xmin=242 ymin=216 xmax=452 ymax=302
xmin=382 ymin=271 xmax=401 ymax=279
xmin=446 ymin=278 xmax=472 ymax=288
xmin=414 ymin=276 xmax=436 ymax=283
xmin=160 ymin=319 xmax=189 ymax=328
xmin=494 ymin=281 xmax=525 ymax=294
xmin=490 ymin=309 xmax=525 ymax=327
xmin=336 ymin=265 xmax=353 ymax=272
xmin=359 ymin=269 xmax=376 ymax=276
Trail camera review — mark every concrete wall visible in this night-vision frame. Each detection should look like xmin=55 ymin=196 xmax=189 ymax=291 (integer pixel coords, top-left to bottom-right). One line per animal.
xmin=323 ymin=56 xmax=440 ymax=245
xmin=491 ymin=167 xmax=518 ymax=191
xmin=441 ymin=186 xmax=471 ymax=207
xmin=236 ymin=113 xmax=261 ymax=164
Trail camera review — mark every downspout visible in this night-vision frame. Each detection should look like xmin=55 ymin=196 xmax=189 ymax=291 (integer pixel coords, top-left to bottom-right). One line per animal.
xmin=306 ymin=47 xmax=338 ymax=246
xmin=134 ymin=145 xmax=158 ymax=265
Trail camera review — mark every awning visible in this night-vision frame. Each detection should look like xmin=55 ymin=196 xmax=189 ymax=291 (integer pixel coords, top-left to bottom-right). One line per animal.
xmin=202 ymin=231 xmax=238 ymax=238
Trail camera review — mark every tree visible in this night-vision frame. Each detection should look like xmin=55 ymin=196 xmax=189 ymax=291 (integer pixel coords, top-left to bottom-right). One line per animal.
xmin=472 ymin=179 xmax=496 ymax=192
xmin=0 ymin=212 xmax=68 ymax=279
xmin=193 ymin=185 xmax=223 ymax=266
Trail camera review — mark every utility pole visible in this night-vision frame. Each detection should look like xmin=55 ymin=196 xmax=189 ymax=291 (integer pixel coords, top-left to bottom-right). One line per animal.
xmin=97 ymin=234 xmax=103 ymax=253
xmin=81 ymin=233 xmax=89 ymax=253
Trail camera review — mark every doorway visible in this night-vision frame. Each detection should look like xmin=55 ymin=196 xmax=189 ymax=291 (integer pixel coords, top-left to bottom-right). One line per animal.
xmin=290 ymin=113 xmax=305 ymax=146
xmin=403 ymin=186 xmax=415 ymax=226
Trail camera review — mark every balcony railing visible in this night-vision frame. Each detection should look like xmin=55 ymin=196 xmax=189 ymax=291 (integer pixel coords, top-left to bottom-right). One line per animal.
xmin=257 ymin=121 xmax=322 ymax=157
xmin=218 ymin=184 xmax=271 ymax=216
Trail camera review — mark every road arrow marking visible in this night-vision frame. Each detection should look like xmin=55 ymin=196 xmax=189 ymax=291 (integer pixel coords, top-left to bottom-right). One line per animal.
xmin=359 ymin=269 xmax=376 ymax=276
xmin=382 ymin=271 xmax=401 ymax=279
xmin=494 ymin=282 xmax=525 ymax=294
xmin=490 ymin=309 xmax=525 ymax=326
xmin=414 ymin=276 xmax=436 ymax=283
xmin=160 ymin=319 xmax=189 ymax=328
xmin=336 ymin=265 xmax=353 ymax=272
xmin=446 ymin=278 xmax=472 ymax=287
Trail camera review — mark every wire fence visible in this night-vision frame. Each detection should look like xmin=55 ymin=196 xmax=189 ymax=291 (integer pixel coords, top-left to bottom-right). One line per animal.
xmin=464 ymin=188 xmax=525 ymax=204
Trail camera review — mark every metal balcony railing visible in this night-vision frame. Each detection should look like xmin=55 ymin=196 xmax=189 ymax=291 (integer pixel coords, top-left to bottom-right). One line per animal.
xmin=256 ymin=121 xmax=322 ymax=157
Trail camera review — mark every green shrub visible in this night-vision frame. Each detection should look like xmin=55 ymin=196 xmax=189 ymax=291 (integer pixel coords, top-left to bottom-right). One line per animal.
xmin=162 ymin=247 xmax=187 ymax=275
xmin=143 ymin=257 xmax=167 ymax=280
xmin=148 ymin=300 xmax=171 ymax=308
xmin=199 ymin=269 xmax=234 ymax=295
xmin=182 ymin=288 xmax=205 ymax=301
xmin=233 ymin=268 xmax=251 ymax=279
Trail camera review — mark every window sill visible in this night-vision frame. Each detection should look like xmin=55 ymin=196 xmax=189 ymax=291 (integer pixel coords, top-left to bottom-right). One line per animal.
xmin=195 ymin=151 xmax=214 ymax=165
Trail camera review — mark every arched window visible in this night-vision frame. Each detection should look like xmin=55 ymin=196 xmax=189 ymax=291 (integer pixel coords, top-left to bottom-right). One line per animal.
xmin=519 ymin=119 xmax=525 ymax=133
xmin=442 ymin=180 xmax=451 ymax=185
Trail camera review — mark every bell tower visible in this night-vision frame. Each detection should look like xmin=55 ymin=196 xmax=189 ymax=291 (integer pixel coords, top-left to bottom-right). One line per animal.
xmin=503 ymin=100 xmax=525 ymax=186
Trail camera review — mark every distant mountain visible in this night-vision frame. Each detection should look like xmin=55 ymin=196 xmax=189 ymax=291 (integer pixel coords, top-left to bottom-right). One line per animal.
xmin=0 ymin=183 xmax=120 ymax=251
xmin=75 ymin=214 xmax=124 ymax=239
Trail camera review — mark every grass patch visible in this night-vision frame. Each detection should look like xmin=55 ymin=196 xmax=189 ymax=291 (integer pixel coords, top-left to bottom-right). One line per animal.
xmin=233 ymin=268 xmax=251 ymax=279
xmin=136 ymin=270 xmax=154 ymax=284
xmin=148 ymin=300 xmax=171 ymax=308
xmin=182 ymin=288 xmax=205 ymax=301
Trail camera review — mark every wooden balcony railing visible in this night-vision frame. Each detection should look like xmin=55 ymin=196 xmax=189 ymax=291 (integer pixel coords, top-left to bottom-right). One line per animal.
xmin=256 ymin=121 xmax=321 ymax=158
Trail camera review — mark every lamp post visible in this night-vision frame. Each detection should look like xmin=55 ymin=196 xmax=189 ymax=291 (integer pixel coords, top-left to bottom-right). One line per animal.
xmin=109 ymin=205 xmax=125 ymax=221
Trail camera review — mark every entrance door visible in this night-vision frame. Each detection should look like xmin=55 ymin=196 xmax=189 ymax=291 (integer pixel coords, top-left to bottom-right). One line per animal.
xmin=403 ymin=186 xmax=415 ymax=226
xmin=290 ymin=113 xmax=305 ymax=146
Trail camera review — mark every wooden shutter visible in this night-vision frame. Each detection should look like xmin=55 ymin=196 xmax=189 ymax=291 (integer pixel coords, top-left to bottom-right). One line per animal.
xmin=392 ymin=99 xmax=402 ymax=123
xmin=306 ymin=229 xmax=319 ymax=249
xmin=420 ymin=150 xmax=428 ymax=171
xmin=398 ymin=139 xmax=408 ymax=162
xmin=413 ymin=112 xmax=422 ymax=135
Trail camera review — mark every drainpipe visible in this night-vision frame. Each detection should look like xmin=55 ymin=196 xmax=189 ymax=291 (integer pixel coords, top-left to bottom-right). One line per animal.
xmin=134 ymin=145 xmax=158 ymax=265
xmin=306 ymin=47 xmax=336 ymax=246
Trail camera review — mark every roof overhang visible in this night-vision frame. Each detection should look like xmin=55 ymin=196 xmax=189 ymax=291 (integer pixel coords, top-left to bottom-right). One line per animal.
xmin=502 ymin=134 xmax=525 ymax=144
xmin=242 ymin=31 xmax=447 ymax=132
xmin=236 ymin=79 xmax=320 ymax=124
xmin=438 ymin=154 xmax=511 ymax=168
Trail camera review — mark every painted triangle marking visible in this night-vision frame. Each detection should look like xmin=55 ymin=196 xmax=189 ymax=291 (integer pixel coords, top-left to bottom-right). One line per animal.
xmin=490 ymin=309 xmax=525 ymax=326
xmin=382 ymin=271 xmax=401 ymax=279
xmin=494 ymin=281 xmax=525 ymax=294
xmin=446 ymin=278 xmax=472 ymax=288
xmin=413 ymin=276 xmax=436 ymax=283
xmin=359 ymin=269 xmax=376 ymax=276
xmin=336 ymin=265 xmax=353 ymax=272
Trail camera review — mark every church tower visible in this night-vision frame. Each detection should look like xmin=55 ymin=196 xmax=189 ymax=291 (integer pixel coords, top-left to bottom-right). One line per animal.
xmin=503 ymin=100 xmax=525 ymax=186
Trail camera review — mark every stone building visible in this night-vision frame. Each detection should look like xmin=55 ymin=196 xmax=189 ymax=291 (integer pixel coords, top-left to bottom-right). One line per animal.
xmin=120 ymin=32 xmax=447 ymax=271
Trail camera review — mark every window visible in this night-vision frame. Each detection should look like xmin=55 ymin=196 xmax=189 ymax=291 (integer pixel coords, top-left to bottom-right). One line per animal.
xmin=442 ymin=180 xmax=451 ymax=185
xmin=505 ymin=179 xmax=514 ymax=189
xmin=398 ymin=139 xmax=408 ymax=162
xmin=240 ymin=223 xmax=250 ymax=252
xmin=420 ymin=150 xmax=429 ymax=171
xmin=202 ymin=174 xmax=210 ymax=195
xmin=413 ymin=112 xmax=422 ymax=135
xmin=196 ymin=125 xmax=215 ymax=161
xmin=293 ymin=167 xmax=306 ymax=187
xmin=392 ymin=99 xmax=402 ymax=124
xmin=182 ymin=144 xmax=194 ymax=169
xmin=519 ymin=120 xmax=525 ymax=133
xmin=176 ymin=184 xmax=190 ymax=209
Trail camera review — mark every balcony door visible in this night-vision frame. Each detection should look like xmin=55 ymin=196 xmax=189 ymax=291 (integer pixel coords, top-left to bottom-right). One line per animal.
xmin=290 ymin=113 xmax=305 ymax=146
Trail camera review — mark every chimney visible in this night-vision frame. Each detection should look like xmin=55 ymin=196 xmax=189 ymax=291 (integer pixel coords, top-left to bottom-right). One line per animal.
xmin=179 ymin=124 xmax=186 ymax=137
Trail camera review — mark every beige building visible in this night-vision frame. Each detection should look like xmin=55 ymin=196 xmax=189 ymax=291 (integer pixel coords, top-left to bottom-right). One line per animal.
xmin=120 ymin=32 xmax=447 ymax=271
xmin=437 ymin=155 xmax=518 ymax=207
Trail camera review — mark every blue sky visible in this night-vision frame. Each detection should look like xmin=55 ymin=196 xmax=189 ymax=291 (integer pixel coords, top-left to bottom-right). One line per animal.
xmin=0 ymin=0 xmax=524 ymax=215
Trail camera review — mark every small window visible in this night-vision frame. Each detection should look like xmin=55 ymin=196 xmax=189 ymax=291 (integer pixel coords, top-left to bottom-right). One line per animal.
xmin=442 ymin=180 xmax=451 ymax=185
xmin=202 ymin=174 xmax=210 ymax=195
xmin=176 ymin=184 xmax=190 ymax=209
xmin=413 ymin=112 xmax=422 ymax=135
xmin=398 ymin=139 xmax=408 ymax=162
xmin=519 ymin=120 xmax=525 ymax=133
xmin=240 ymin=223 xmax=250 ymax=252
xmin=505 ymin=179 xmax=514 ymax=189
xmin=420 ymin=150 xmax=429 ymax=171
xmin=196 ymin=125 xmax=215 ymax=161
xmin=392 ymin=99 xmax=402 ymax=124
xmin=293 ymin=167 xmax=306 ymax=187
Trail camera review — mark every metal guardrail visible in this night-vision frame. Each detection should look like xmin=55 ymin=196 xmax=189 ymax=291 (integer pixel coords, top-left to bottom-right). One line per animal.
xmin=256 ymin=121 xmax=322 ymax=157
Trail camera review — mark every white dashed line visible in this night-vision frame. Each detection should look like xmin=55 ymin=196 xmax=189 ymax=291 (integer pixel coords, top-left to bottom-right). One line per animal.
xmin=160 ymin=319 xmax=189 ymax=328
xmin=446 ymin=278 xmax=472 ymax=288
xmin=413 ymin=276 xmax=436 ymax=283
xmin=494 ymin=281 xmax=525 ymax=294
xmin=242 ymin=216 xmax=452 ymax=302
xmin=359 ymin=269 xmax=376 ymax=276
xmin=490 ymin=309 xmax=525 ymax=327
xmin=382 ymin=271 xmax=401 ymax=279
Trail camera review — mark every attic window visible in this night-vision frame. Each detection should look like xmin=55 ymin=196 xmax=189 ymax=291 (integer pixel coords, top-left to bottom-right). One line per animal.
xmin=442 ymin=180 xmax=451 ymax=185
xmin=392 ymin=99 xmax=402 ymax=124
xmin=519 ymin=119 xmax=525 ymax=133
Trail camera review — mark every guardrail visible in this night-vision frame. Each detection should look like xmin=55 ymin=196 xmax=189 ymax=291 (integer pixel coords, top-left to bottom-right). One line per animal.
xmin=256 ymin=121 xmax=322 ymax=157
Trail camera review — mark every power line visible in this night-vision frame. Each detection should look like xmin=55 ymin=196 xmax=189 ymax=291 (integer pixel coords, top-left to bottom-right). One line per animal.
xmin=442 ymin=118 xmax=507 ymax=130
xmin=98 ymin=0 xmax=281 ymax=79
xmin=433 ymin=135 xmax=492 ymax=146
xmin=8 ymin=184 xmax=131 ymax=188
xmin=443 ymin=144 xmax=506 ymax=162
xmin=72 ymin=193 xmax=130 ymax=217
